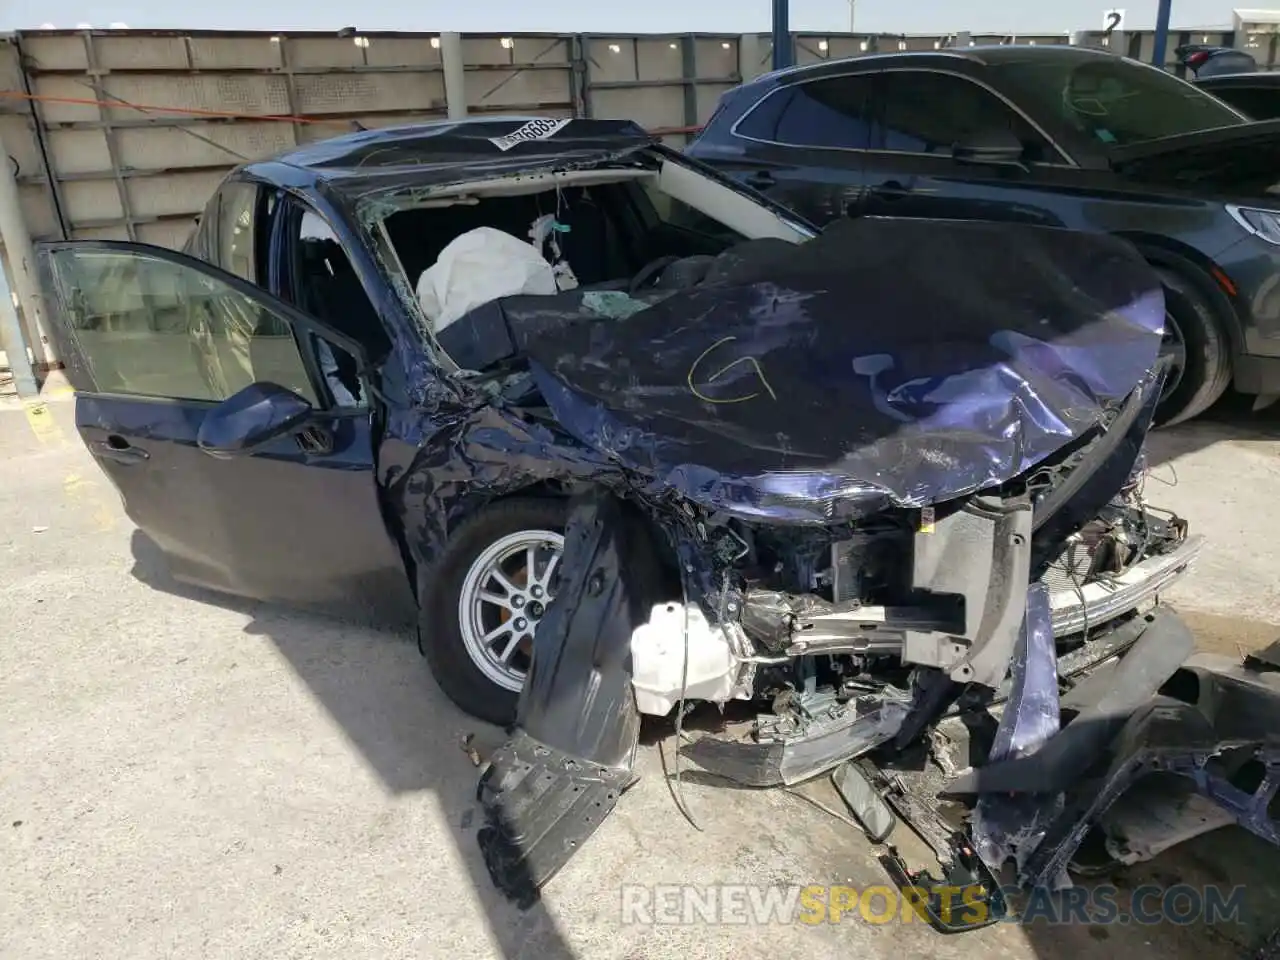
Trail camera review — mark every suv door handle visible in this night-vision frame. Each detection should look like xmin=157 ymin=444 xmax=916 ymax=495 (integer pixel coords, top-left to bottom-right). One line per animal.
xmin=94 ymin=436 xmax=149 ymax=464
xmin=875 ymin=180 xmax=910 ymax=200
xmin=744 ymin=171 xmax=777 ymax=190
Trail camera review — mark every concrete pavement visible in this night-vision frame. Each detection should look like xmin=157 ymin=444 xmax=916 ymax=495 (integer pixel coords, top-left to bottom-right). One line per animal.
xmin=2 ymin=394 xmax=1278 ymax=960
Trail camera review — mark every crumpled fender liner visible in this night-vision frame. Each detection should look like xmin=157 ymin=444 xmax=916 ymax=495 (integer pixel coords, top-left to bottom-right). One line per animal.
xmin=477 ymin=488 xmax=664 ymax=905
xmin=942 ymin=605 xmax=1194 ymax=797
xmin=859 ymin=609 xmax=1165 ymax=870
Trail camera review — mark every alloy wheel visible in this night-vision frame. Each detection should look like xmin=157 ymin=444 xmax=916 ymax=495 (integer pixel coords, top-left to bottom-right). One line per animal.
xmin=457 ymin=529 xmax=565 ymax=692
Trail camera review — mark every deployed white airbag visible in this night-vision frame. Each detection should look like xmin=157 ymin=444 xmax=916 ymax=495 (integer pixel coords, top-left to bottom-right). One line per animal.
xmin=417 ymin=226 xmax=558 ymax=332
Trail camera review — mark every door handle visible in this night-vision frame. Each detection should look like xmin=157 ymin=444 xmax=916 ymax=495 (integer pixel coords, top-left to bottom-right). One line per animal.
xmin=93 ymin=436 xmax=149 ymax=464
xmin=744 ymin=171 xmax=777 ymax=190
xmin=875 ymin=180 xmax=911 ymax=200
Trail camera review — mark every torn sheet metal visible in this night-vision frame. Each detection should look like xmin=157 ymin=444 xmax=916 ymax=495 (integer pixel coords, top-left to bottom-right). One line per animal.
xmin=970 ymin=582 xmax=1065 ymax=877
xmin=1017 ymin=650 xmax=1280 ymax=889
xmin=525 ymin=216 xmax=1164 ymax=524
xmin=944 ymin=607 xmax=1195 ymax=797
xmin=477 ymin=490 xmax=661 ymax=906
xmin=679 ymin=688 xmax=912 ymax=787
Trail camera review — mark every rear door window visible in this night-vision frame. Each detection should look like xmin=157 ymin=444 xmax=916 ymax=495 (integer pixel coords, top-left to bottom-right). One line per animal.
xmin=737 ymin=75 xmax=876 ymax=150
xmin=878 ymin=70 xmax=1057 ymax=163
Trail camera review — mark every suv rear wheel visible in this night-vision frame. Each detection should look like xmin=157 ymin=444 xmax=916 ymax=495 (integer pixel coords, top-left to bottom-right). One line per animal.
xmin=1153 ymin=267 xmax=1233 ymax=427
xmin=421 ymin=498 xmax=567 ymax=726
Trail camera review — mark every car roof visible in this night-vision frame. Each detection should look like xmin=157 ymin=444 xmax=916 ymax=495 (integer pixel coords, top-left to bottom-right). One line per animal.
xmin=253 ymin=116 xmax=654 ymax=184
xmin=742 ymin=43 xmax=1116 ymax=88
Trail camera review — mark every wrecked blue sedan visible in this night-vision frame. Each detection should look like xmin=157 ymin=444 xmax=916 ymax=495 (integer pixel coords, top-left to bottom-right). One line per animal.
xmin=37 ymin=118 xmax=1273 ymax=923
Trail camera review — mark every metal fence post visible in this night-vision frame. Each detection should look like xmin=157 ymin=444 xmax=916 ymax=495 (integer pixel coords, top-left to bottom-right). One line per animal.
xmin=771 ymin=0 xmax=792 ymax=69
xmin=739 ymin=33 xmax=761 ymax=81
xmin=1153 ymin=0 xmax=1173 ymax=65
xmin=0 ymin=145 xmax=53 ymax=378
xmin=0 ymin=252 xmax=37 ymax=397
xmin=440 ymin=32 xmax=468 ymax=119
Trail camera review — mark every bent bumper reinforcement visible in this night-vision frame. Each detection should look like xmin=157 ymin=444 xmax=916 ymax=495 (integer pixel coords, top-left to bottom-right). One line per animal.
xmin=1047 ymin=534 xmax=1203 ymax=637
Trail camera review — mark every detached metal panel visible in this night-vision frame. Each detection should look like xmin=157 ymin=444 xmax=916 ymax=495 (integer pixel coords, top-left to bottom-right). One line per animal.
xmin=8 ymin=30 xmax=448 ymax=248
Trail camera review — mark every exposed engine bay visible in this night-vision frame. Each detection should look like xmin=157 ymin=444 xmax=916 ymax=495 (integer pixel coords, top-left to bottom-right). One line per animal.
xmin=471 ymin=363 xmax=1279 ymax=926
xmin=632 ymin=472 xmax=1199 ymax=791
xmin=616 ymin=366 xmax=1203 ymax=790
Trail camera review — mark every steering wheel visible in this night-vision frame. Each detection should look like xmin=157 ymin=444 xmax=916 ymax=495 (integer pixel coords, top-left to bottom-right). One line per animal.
xmin=628 ymin=255 xmax=682 ymax=295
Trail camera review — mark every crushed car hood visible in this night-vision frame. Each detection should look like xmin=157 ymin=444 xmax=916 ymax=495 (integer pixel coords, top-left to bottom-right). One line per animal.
xmin=525 ymin=217 xmax=1164 ymax=524
xmin=1109 ymin=118 xmax=1280 ymax=198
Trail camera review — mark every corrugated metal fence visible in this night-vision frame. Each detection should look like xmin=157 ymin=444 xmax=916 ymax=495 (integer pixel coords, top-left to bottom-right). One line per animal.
xmin=3 ymin=26 xmax=1272 ymax=249
xmin=0 ymin=24 xmax=1277 ymax=375
xmin=0 ymin=30 xmax=752 ymax=250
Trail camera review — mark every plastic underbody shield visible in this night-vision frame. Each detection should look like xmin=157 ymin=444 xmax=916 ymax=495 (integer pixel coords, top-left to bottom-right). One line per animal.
xmin=476 ymin=490 xmax=660 ymax=906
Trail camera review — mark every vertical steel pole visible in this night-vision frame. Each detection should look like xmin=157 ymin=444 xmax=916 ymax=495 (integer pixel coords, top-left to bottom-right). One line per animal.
xmin=0 ymin=147 xmax=53 ymax=378
xmin=440 ymin=32 xmax=467 ymax=120
xmin=771 ymin=0 xmax=792 ymax=70
xmin=1153 ymin=0 xmax=1174 ymax=66
xmin=0 ymin=255 xmax=37 ymax=398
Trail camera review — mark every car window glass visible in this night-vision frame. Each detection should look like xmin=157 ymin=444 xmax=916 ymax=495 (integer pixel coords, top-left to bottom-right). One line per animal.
xmin=49 ymin=248 xmax=317 ymax=405
xmin=637 ymin=182 xmax=747 ymax=245
xmin=1212 ymin=85 xmax=1280 ymax=120
xmin=988 ymin=55 xmax=1243 ymax=147
xmin=879 ymin=71 xmax=1054 ymax=162
xmin=216 ymin=181 xmax=261 ymax=283
xmin=737 ymin=75 xmax=875 ymax=150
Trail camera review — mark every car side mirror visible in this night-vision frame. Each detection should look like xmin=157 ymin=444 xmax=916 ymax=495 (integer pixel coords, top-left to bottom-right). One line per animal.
xmin=953 ymin=131 xmax=1028 ymax=169
xmin=197 ymin=381 xmax=314 ymax=458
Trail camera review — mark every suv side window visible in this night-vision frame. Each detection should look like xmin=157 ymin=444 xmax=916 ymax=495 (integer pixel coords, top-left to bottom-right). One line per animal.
xmin=878 ymin=71 xmax=1056 ymax=163
xmin=737 ymin=75 xmax=876 ymax=150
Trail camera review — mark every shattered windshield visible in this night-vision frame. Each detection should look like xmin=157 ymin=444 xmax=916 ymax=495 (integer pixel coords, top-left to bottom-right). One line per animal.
xmin=990 ymin=55 xmax=1246 ymax=148
xmin=360 ymin=160 xmax=807 ymax=373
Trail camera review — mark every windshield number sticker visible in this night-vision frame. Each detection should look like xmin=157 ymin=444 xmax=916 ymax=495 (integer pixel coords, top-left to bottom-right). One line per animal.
xmin=489 ymin=118 xmax=573 ymax=152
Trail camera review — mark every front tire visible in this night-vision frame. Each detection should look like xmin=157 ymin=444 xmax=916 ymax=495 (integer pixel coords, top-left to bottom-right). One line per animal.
xmin=1153 ymin=267 xmax=1233 ymax=427
xmin=421 ymin=498 xmax=567 ymax=726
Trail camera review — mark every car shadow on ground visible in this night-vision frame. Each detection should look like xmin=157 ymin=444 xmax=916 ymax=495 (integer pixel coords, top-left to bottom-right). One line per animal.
xmin=125 ymin=505 xmax=1280 ymax=959
xmin=1145 ymin=394 xmax=1280 ymax=471
xmin=127 ymin=530 xmax=579 ymax=960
